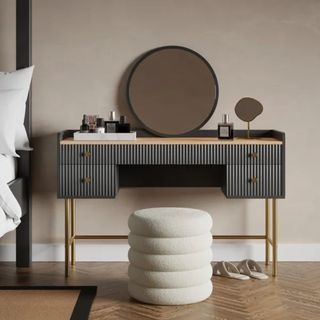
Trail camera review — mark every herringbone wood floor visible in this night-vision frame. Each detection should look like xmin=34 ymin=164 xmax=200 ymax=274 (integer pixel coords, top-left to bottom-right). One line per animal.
xmin=0 ymin=262 xmax=319 ymax=320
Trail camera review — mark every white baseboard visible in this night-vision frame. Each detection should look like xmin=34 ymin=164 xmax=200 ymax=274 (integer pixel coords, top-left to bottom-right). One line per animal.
xmin=1 ymin=242 xmax=320 ymax=262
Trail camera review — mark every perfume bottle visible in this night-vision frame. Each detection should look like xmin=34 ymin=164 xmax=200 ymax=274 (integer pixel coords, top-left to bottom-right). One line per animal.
xmin=80 ymin=114 xmax=89 ymax=133
xmin=95 ymin=118 xmax=105 ymax=133
xmin=87 ymin=115 xmax=98 ymax=133
xmin=218 ymin=114 xmax=234 ymax=139
xmin=117 ymin=115 xmax=131 ymax=133
xmin=105 ymin=111 xmax=119 ymax=133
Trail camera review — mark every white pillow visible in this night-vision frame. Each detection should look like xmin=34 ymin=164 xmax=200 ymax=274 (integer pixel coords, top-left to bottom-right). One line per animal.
xmin=0 ymin=66 xmax=34 ymax=150
xmin=0 ymin=90 xmax=25 ymax=156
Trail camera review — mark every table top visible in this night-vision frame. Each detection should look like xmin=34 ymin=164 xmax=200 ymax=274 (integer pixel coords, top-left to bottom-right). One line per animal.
xmin=60 ymin=137 xmax=283 ymax=145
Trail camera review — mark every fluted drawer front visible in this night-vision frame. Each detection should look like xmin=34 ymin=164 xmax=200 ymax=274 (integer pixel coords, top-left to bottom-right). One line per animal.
xmin=224 ymin=165 xmax=283 ymax=198
xmin=223 ymin=144 xmax=282 ymax=165
xmin=59 ymin=165 xmax=118 ymax=198
xmin=115 ymin=144 xmax=226 ymax=165
xmin=60 ymin=144 xmax=282 ymax=165
xmin=60 ymin=144 xmax=116 ymax=165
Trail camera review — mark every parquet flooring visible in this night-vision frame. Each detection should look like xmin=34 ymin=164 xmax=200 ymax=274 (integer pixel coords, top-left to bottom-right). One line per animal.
xmin=0 ymin=262 xmax=319 ymax=320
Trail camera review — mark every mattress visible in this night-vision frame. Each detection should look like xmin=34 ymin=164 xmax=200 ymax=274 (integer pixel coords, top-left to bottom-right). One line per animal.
xmin=0 ymin=154 xmax=18 ymax=183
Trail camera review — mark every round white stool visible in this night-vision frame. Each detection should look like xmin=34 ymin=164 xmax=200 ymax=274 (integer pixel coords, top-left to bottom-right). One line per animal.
xmin=128 ymin=207 xmax=213 ymax=305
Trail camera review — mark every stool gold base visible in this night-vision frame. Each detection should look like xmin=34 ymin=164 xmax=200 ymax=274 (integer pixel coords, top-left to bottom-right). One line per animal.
xmin=64 ymin=198 xmax=278 ymax=277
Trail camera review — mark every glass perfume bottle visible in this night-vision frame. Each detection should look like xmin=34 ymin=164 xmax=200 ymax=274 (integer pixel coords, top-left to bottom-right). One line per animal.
xmin=95 ymin=118 xmax=105 ymax=133
xmin=80 ymin=114 xmax=89 ymax=133
xmin=87 ymin=115 xmax=98 ymax=133
xmin=218 ymin=114 xmax=234 ymax=139
xmin=117 ymin=115 xmax=131 ymax=133
xmin=105 ymin=111 xmax=119 ymax=133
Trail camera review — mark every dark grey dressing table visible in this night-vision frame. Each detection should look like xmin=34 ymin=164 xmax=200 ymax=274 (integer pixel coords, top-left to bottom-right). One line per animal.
xmin=58 ymin=130 xmax=285 ymax=277
xmin=57 ymin=46 xmax=285 ymax=277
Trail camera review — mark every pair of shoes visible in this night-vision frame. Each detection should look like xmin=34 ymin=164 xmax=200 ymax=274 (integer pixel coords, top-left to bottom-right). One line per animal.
xmin=213 ymin=259 xmax=268 ymax=280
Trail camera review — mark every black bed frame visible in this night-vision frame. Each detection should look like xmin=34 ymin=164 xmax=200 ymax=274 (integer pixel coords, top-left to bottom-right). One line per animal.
xmin=7 ymin=0 xmax=32 ymax=267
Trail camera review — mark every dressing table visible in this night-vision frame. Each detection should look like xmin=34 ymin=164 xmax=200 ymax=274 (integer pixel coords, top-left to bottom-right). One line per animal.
xmin=57 ymin=46 xmax=285 ymax=277
xmin=58 ymin=129 xmax=285 ymax=277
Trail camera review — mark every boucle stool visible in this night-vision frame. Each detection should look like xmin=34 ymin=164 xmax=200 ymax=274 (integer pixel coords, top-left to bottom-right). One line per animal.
xmin=128 ymin=207 xmax=213 ymax=305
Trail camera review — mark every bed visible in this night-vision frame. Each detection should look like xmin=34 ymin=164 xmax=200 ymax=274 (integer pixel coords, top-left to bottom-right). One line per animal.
xmin=0 ymin=156 xmax=18 ymax=184
xmin=4 ymin=0 xmax=32 ymax=267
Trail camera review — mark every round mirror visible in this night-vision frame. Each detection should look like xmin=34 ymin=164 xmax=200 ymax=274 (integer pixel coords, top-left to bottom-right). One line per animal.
xmin=127 ymin=46 xmax=219 ymax=136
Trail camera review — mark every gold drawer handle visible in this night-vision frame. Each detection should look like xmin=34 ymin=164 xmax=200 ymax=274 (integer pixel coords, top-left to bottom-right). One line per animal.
xmin=82 ymin=151 xmax=92 ymax=157
xmin=249 ymin=152 xmax=258 ymax=159
xmin=82 ymin=177 xmax=92 ymax=184
xmin=249 ymin=176 xmax=258 ymax=184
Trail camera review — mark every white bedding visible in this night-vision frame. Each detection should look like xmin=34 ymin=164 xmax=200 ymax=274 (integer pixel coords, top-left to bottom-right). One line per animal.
xmin=0 ymin=67 xmax=33 ymax=237
xmin=0 ymin=154 xmax=18 ymax=183
xmin=0 ymin=207 xmax=19 ymax=237
xmin=0 ymin=159 xmax=21 ymax=237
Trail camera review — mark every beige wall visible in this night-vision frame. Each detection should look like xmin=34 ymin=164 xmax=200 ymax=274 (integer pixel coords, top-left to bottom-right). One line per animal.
xmin=0 ymin=0 xmax=15 ymax=70
xmin=1 ymin=0 xmax=320 ymax=247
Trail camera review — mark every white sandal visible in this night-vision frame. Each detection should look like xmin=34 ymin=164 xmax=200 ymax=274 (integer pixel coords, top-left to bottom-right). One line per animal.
xmin=213 ymin=261 xmax=250 ymax=280
xmin=237 ymin=259 xmax=269 ymax=280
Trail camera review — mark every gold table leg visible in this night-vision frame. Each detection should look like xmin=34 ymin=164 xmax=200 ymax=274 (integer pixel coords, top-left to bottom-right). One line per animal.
xmin=272 ymin=199 xmax=278 ymax=277
xmin=265 ymin=199 xmax=270 ymax=265
xmin=71 ymin=199 xmax=76 ymax=266
xmin=65 ymin=199 xmax=70 ymax=277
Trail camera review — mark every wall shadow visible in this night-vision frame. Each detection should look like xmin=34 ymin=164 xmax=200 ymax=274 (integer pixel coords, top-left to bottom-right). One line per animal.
xmin=116 ymin=54 xmax=145 ymax=129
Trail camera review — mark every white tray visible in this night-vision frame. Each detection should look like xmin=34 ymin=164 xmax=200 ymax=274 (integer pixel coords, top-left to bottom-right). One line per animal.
xmin=73 ymin=131 xmax=137 ymax=141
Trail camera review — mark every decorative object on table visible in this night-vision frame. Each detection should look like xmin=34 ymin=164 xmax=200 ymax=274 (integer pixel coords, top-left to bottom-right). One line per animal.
xmin=117 ymin=115 xmax=131 ymax=133
xmin=218 ymin=114 xmax=233 ymax=139
xmin=95 ymin=118 xmax=105 ymax=133
xmin=128 ymin=207 xmax=213 ymax=305
xmin=235 ymin=97 xmax=263 ymax=138
xmin=105 ymin=111 xmax=119 ymax=133
xmin=80 ymin=114 xmax=90 ymax=133
xmin=127 ymin=46 xmax=219 ymax=136
xmin=75 ymin=112 xmax=135 ymax=140
xmin=87 ymin=115 xmax=98 ymax=132
xmin=73 ymin=131 xmax=136 ymax=141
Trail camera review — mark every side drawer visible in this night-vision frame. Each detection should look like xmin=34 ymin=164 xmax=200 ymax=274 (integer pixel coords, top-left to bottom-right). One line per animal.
xmin=60 ymin=144 xmax=117 ymax=165
xmin=58 ymin=165 xmax=119 ymax=198
xmin=225 ymin=144 xmax=282 ymax=165
xmin=223 ymin=165 xmax=283 ymax=198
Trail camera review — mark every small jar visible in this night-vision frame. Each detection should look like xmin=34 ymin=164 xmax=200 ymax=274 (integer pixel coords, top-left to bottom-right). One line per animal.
xmin=95 ymin=118 xmax=105 ymax=133
xmin=117 ymin=115 xmax=131 ymax=133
